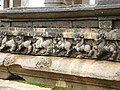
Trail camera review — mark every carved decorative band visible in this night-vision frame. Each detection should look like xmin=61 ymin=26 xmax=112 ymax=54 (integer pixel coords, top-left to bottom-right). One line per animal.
xmin=0 ymin=27 xmax=119 ymax=61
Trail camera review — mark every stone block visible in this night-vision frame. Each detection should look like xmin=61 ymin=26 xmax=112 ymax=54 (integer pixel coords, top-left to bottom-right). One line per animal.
xmin=33 ymin=21 xmax=72 ymax=28
xmin=73 ymin=20 xmax=98 ymax=28
xmin=11 ymin=22 xmax=32 ymax=27
xmin=0 ymin=21 xmax=10 ymax=27
xmin=113 ymin=20 xmax=120 ymax=29
xmin=98 ymin=0 xmax=120 ymax=5
xmin=13 ymin=0 xmax=21 ymax=7
xmin=99 ymin=21 xmax=112 ymax=29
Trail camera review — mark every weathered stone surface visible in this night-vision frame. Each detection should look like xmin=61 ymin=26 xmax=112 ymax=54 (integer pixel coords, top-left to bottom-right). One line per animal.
xmin=4 ymin=54 xmax=120 ymax=81
xmin=0 ymin=4 xmax=120 ymax=19
xmin=66 ymin=81 xmax=118 ymax=90
xmin=0 ymin=53 xmax=11 ymax=79
xmin=0 ymin=27 xmax=119 ymax=40
xmin=0 ymin=66 xmax=11 ymax=79
xmin=95 ymin=0 xmax=120 ymax=17
xmin=22 ymin=75 xmax=119 ymax=90
xmin=0 ymin=1 xmax=120 ymax=90
xmin=0 ymin=27 xmax=119 ymax=61
xmin=2 ymin=53 xmax=120 ymax=89
xmin=12 ymin=22 xmax=32 ymax=28
xmin=1 ymin=5 xmax=120 ymax=29
xmin=113 ymin=21 xmax=120 ymax=29
xmin=99 ymin=21 xmax=112 ymax=29
xmin=0 ymin=21 xmax=10 ymax=27
xmin=0 ymin=5 xmax=95 ymax=19
xmin=72 ymin=20 xmax=98 ymax=28
xmin=0 ymin=79 xmax=51 ymax=90
xmin=1 ymin=3 xmax=120 ymax=19
xmin=33 ymin=21 xmax=72 ymax=28
xmin=0 ymin=53 xmax=9 ymax=65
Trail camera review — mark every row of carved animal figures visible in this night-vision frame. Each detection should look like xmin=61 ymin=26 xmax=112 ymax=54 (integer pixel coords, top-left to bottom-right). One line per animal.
xmin=0 ymin=32 xmax=118 ymax=61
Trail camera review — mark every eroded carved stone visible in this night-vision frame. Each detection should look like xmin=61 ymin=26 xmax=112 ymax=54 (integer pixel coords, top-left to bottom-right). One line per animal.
xmin=73 ymin=34 xmax=94 ymax=58
xmin=95 ymin=34 xmax=118 ymax=61
xmin=0 ymin=28 xmax=119 ymax=61
xmin=32 ymin=33 xmax=53 ymax=55
xmin=53 ymin=34 xmax=72 ymax=56
xmin=16 ymin=33 xmax=32 ymax=54
xmin=35 ymin=58 xmax=52 ymax=69
xmin=0 ymin=32 xmax=16 ymax=52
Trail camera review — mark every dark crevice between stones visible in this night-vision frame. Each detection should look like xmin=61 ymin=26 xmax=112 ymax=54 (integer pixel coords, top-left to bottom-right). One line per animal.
xmin=6 ymin=67 xmax=25 ymax=81
xmin=7 ymin=74 xmax=25 ymax=81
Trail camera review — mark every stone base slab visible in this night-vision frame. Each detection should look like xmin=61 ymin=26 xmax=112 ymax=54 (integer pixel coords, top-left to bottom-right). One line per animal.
xmin=0 ymin=52 xmax=119 ymax=89
xmin=8 ymin=65 xmax=120 ymax=90
xmin=1 ymin=53 xmax=119 ymax=90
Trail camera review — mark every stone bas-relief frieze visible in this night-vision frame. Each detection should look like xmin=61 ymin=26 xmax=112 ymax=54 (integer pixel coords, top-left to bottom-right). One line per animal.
xmin=0 ymin=27 xmax=119 ymax=61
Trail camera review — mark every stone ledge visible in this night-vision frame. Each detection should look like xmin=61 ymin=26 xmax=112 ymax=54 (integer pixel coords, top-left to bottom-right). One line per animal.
xmin=0 ymin=52 xmax=119 ymax=89
xmin=3 ymin=54 xmax=120 ymax=81
xmin=4 ymin=54 xmax=120 ymax=89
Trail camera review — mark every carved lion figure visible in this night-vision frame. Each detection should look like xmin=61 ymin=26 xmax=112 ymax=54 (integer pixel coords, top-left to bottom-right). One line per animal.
xmin=32 ymin=33 xmax=53 ymax=55
xmin=0 ymin=32 xmax=16 ymax=52
xmin=95 ymin=34 xmax=118 ymax=61
xmin=53 ymin=34 xmax=72 ymax=56
xmin=73 ymin=34 xmax=93 ymax=58
xmin=16 ymin=33 xmax=32 ymax=54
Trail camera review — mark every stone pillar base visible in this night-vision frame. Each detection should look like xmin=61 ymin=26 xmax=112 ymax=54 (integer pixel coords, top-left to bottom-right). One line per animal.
xmin=45 ymin=0 xmax=65 ymax=7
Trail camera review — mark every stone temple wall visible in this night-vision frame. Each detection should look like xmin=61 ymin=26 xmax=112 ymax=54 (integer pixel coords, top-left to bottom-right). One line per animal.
xmin=0 ymin=0 xmax=119 ymax=90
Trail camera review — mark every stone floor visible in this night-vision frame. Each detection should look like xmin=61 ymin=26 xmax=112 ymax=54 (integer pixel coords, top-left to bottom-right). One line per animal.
xmin=0 ymin=79 xmax=51 ymax=90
